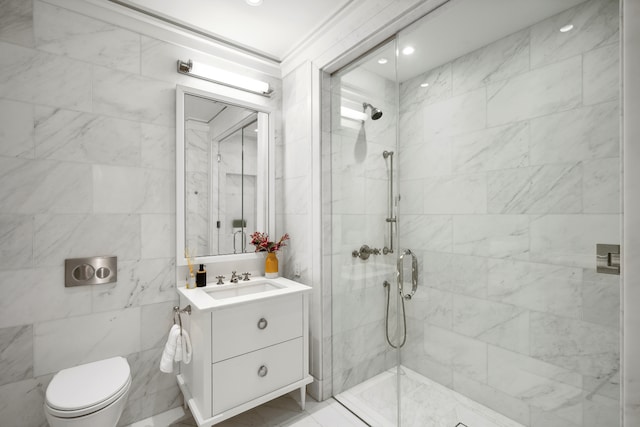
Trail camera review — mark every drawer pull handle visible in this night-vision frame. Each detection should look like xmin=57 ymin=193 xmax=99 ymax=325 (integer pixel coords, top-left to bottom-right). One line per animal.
xmin=257 ymin=318 xmax=268 ymax=330
xmin=257 ymin=365 xmax=268 ymax=377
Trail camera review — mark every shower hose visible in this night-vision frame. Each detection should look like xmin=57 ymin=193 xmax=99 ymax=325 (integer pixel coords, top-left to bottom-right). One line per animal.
xmin=383 ymin=280 xmax=407 ymax=348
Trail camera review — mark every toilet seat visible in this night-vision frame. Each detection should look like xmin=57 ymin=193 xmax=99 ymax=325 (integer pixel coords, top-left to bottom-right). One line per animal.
xmin=45 ymin=356 xmax=131 ymax=419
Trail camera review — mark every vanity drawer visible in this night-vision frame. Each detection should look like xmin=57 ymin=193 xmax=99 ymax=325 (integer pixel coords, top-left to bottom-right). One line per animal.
xmin=212 ymin=337 xmax=304 ymax=414
xmin=211 ymin=294 xmax=302 ymax=362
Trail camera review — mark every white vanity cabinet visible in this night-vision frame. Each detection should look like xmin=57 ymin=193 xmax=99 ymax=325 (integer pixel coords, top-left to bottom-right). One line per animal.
xmin=176 ymin=278 xmax=312 ymax=427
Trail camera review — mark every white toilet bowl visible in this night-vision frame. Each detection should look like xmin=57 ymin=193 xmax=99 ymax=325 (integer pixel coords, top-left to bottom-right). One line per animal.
xmin=44 ymin=356 xmax=131 ymax=427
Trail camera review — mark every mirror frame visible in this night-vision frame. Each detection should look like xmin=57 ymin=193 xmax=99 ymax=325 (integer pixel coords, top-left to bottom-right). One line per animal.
xmin=176 ymin=84 xmax=275 ymax=266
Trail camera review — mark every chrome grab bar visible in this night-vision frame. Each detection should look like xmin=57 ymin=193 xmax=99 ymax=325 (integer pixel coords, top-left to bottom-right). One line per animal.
xmin=397 ymin=249 xmax=418 ymax=300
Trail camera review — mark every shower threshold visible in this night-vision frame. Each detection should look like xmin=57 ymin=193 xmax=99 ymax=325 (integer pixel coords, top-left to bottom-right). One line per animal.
xmin=335 ymin=366 xmax=524 ymax=427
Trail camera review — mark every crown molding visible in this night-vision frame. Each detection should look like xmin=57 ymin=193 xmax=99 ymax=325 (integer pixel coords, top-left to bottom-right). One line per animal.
xmin=41 ymin=0 xmax=282 ymax=78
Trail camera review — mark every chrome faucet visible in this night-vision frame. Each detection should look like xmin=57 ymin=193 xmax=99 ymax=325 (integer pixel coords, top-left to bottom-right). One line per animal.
xmin=230 ymin=271 xmax=240 ymax=283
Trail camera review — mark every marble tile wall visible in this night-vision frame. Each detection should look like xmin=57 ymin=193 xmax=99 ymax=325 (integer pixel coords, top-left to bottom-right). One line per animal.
xmin=0 ymin=0 xmax=281 ymax=425
xmin=397 ymin=0 xmax=620 ymax=426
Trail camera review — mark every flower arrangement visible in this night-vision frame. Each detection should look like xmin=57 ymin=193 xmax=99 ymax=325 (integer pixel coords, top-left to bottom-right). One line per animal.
xmin=250 ymin=232 xmax=289 ymax=253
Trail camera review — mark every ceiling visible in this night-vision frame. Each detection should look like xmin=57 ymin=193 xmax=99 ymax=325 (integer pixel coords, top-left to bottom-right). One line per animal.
xmin=111 ymin=0 xmax=353 ymax=62
xmin=112 ymin=0 xmax=588 ymax=81
xmin=357 ymin=0 xmax=588 ymax=83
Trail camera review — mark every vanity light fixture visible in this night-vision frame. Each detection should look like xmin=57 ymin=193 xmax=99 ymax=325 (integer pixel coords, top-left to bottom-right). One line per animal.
xmin=177 ymin=59 xmax=272 ymax=97
xmin=560 ymin=24 xmax=574 ymax=32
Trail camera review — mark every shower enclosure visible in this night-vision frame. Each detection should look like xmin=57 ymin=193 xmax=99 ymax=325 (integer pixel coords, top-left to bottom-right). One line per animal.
xmin=327 ymin=0 xmax=621 ymax=426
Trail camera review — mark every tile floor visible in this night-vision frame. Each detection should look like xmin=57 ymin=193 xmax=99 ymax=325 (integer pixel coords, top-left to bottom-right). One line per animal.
xmin=170 ymin=393 xmax=369 ymax=427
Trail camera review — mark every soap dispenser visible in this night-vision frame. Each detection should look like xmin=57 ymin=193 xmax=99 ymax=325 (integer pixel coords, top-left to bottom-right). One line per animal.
xmin=196 ymin=264 xmax=207 ymax=287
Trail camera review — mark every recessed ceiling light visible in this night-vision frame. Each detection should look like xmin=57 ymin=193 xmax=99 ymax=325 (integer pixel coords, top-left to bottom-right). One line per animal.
xmin=560 ymin=24 xmax=574 ymax=32
xmin=377 ymin=58 xmax=388 ymax=64
xmin=246 ymin=0 xmax=263 ymax=6
xmin=402 ymin=46 xmax=415 ymax=55
xmin=420 ymin=82 xmax=429 ymax=88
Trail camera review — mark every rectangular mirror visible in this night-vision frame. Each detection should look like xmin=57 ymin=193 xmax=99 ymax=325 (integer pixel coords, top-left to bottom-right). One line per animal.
xmin=176 ymin=85 xmax=272 ymax=265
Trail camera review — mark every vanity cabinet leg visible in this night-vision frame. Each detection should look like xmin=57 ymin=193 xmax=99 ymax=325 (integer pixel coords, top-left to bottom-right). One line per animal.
xmin=299 ymin=386 xmax=306 ymax=410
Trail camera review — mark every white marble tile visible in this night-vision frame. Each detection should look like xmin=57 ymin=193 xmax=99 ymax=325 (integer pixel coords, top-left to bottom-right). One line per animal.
xmin=487 ymin=57 xmax=582 ymax=126
xmin=332 ymin=288 xmax=385 ymax=335
xmin=405 ymin=287 xmax=453 ymax=328
xmin=530 ymin=101 xmax=619 ymax=165
xmin=397 ymin=178 xmax=423 ymax=214
xmin=120 ymin=383 xmax=182 ymax=426
xmin=423 ymin=324 xmax=488 ymax=383
xmin=0 ymin=324 xmax=33 ymax=386
xmin=140 ymin=295 xmax=178 ymax=351
xmin=530 ymin=311 xmax=619 ymax=378
xmin=583 ymin=157 xmax=620 ymax=214
xmin=33 ymin=307 xmax=141 ymax=376
xmin=487 ymin=163 xmax=583 ymax=214
xmin=582 ymin=269 xmax=620 ymax=330
xmin=127 ymin=348 xmax=178 ymax=401
xmin=0 ymin=266 xmax=92 ymax=328
xmin=141 ymin=214 xmax=174 ymax=259
xmin=453 ymin=295 xmax=529 ymax=354
xmin=530 ymin=407 xmax=581 ymax=427
xmin=92 ymin=259 xmax=176 ymax=312
xmin=400 ymin=214 xmax=452 ymax=252
xmin=0 ymin=0 xmax=34 ymax=47
xmin=0 ymin=377 xmax=48 ymax=427
xmin=400 ymin=62 xmax=451 ymax=112
xmin=34 ymin=214 xmax=141 ymax=266
xmin=0 ymin=41 xmax=91 ymax=110
xmin=93 ymin=165 xmax=174 ymax=214
xmin=453 ymin=215 xmax=529 ymax=259
xmin=583 ymin=42 xmax=620 ymax=106
xmin=452 ymin=121 xmax=529 ymax=174
xmin=34 ymin=106 xmax=141 ymax=166
xmin=0 ymin=214 xmax=33 ymax=269
xmin=530 ymin=0 xmax=619 ymax=68
xmin=452 ymin=28 xmax=530 ymax=96
xmin=34 ymin=1 xmax=140 ymax=73
xmin=141 ymin=123 xmax=175 ymax=171
xmin=0 ymin=157 xmax=92 ymax=214
xmin=488 ymin=346 xmax=583 ymax=413
xmin=423 ymin=87 xmax=486 ymax=139
xmin=423 ymin=173 xmax=487 ymax=214
xmin=398 ymin=102 xmax=423 ymax=145
xmin=423 ymin=252 xmax=488 ymax=298
xmin=92 ymin=66 xmax=175 ymax=125
xmin=583 ymin=392 xmax=620 ymax=427
xmin=488 ymin=259 xmax=582 ymax=319
xmin=282 ymin=176 xmax=309 ymax=215
xmin=453 ymin=373 xmax=530 ymax=426
xmin=399 ymin=136 xmax=452 ymax=180
xmin=0 ymin=99 xmax=34 ymax=158
xmin=529 ymin=214 xmax=620 ymax=268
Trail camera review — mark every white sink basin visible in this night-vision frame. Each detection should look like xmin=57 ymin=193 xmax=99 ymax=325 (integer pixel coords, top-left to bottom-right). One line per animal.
xmin=178 ymin=276 xmax=311 ymax=311
xmin=204 ymin=280 xmax=284 ymax=300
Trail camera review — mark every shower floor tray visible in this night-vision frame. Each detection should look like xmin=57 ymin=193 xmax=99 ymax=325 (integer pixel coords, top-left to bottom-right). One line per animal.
xmin=335 ymin=366 xmax=524 ymax=427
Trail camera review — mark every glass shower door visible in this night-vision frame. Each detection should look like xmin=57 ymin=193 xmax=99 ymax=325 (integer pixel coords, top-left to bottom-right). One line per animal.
xmin=329 ymin=38 xmax=405 ymax=426
xmin=330 ymin=1 xmax=621 ymax=426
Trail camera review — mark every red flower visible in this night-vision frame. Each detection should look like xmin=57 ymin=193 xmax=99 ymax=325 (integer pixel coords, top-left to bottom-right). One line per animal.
xmin=250 ymin=231 xmax=289 ymax=253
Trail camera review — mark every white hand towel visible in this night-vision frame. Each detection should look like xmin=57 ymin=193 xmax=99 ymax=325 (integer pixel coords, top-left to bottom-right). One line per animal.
xmin=160 ymin=324 xmax=181 ymax=373
xmin=181 ymin=328 xmax=192 ymax=365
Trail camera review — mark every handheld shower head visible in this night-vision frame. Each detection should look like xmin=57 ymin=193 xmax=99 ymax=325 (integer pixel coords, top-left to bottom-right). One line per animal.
xmin=363 ymin=102 xmax=383 ymax=120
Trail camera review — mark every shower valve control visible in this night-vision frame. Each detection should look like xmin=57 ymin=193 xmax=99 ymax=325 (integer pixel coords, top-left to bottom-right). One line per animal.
xmin=352 ymin=244 xmax=381 ymax=261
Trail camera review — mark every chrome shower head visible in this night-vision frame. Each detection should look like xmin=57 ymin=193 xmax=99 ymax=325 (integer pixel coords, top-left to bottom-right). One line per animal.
xmin=363 ymin=102 xmax=383 ymax=120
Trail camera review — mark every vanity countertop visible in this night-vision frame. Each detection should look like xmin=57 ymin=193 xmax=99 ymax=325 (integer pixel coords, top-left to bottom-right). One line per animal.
xmin=177 ymin=276 xmax=311 ymax=311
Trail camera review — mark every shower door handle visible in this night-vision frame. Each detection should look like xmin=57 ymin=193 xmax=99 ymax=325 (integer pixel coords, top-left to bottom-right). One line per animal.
xmin=398 ymin=249 xmax=418 ymax=300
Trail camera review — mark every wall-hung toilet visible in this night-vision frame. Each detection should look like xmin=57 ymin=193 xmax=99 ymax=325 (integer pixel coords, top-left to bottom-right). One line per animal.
xmin=44 ymin=356 xmax=131 ymax=427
